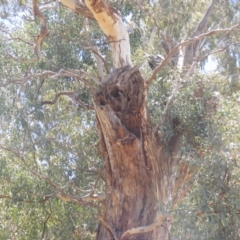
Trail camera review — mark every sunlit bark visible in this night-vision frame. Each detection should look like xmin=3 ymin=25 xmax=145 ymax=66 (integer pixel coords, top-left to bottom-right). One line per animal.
xmin=61 ymin=0 xmax=132 ymax=68
xmin=56 ymin=1 xmax=238 ymax=239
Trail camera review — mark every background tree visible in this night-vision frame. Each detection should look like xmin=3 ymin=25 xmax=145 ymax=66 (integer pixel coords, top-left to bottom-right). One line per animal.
xmin=0 ymin=0 xmax=240 ymax=239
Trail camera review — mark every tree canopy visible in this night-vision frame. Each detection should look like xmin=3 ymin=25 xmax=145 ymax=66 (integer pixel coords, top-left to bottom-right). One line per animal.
xmin=0 ymin=0 xmax=240 ymax=239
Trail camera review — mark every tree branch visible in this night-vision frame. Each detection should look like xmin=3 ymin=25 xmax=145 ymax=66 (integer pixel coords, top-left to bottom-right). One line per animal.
xmin=55 ymin=192 xmax=100 ymax=209
xmin=60 ymin=0 xmax=94 ymax=19
xmin=191 ymin=0 xmax=216 ymax=38
xmin=146 ymin=24 xmax=240 ymax=85
xmin=51 ymin=1 xmax=132 ymax=68
xmin=85 ymin=46 xmax=110 ymax=75
xmin=51 ymin=69 xmax=95 ymax=89
xmin=6 ymin=1 xmax=48 ymax=63
xmin=1 ymin=71 xmax=55 ymax=86
xmin=83 ymin=0 xmax=132 ymax=68
xmin=0 ymin=145 xmax=60 ymax=190
xmin=41 ymin=91 xmax=94 ymax=110
xmin=183 ymin=0 xmax=216 ymax=66
xmin=41 ymin=210 xmax=53 ymax=240
xmin=120 ymin=215 xmax=173 ymax=240
xmin=0 ymin=195 xmax=13 ymax=200
xmin=98 ymin=215 xmax=119 ymax=240
xmin=32 ymin=0 xmax=48 ymax=61
xmin=0 ymin=27 xmax=34 ymax=46
xmin=198 ymin=44 xmax=232 ymax=63
xmin=1 ymin=69 xmax=94 ymax=90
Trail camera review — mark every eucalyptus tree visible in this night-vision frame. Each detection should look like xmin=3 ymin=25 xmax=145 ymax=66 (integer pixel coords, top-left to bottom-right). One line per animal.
xmin=0 ymin=0 xmax=240 ymax=239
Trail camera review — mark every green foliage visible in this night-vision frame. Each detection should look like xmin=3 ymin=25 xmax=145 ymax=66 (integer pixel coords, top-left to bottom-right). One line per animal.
xmin=0 ymin=0 xmax=240 ymax=239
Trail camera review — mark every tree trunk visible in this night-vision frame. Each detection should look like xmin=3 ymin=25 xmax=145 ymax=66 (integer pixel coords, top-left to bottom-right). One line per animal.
xmin=93 ymin=66 xmax=174 ymax=239
xmin=59 ymin=1 xmax=192 ymax=239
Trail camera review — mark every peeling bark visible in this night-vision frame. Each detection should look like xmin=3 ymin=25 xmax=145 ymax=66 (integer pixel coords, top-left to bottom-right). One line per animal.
xmin=94 ymin=66 xmax=157 ymax=239
xmin=84 ymin=0 xmax=132 ymax=68
xmin=93 ymin=66 xmax=182 ymax=239
xmin=56 ymin=1 xmax=223 ymax=239
xmin=61 ymin=0 xmax=132 ymax=68
xmin=60 ymin=0 xmax=94 ymax=19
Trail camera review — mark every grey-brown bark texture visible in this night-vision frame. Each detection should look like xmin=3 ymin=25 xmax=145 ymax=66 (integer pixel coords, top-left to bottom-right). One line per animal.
xmin=55 ymin=1 xmax=218 ymax=239
xmin=93 ymin=66 xmax=178 ymax=239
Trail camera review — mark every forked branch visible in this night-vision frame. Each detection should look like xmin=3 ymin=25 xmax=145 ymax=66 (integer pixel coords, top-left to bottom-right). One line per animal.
xmin=1 ymin=69 xmax=94 ymax=90
xmin=146 ymin=24 xmax=240 ymax=85
xmin=41 ymin=91 xmax=94 ymax=110
xmin=183 ymin=0 xmax=216 ymax=66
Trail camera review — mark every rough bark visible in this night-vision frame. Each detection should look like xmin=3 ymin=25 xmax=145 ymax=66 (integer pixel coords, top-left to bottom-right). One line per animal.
xmin=58 ymin=1 xmax=209 ymax=239
xmin=93 ymin=66 xmax=178 ymax=239
xmin=93 ymin=66 xmax=155 ymax=239
xmin=58 ymin=2 xmax=179 ymax=239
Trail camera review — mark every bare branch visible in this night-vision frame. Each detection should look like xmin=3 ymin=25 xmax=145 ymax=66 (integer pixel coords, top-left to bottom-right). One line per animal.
xmin=55 ymin=192 xmax=100 ymax=209
xmin=1 ymin=69 xmax=94 ymax=90
xmin=51 ymin=69 xmax=95 ymax=89
xmin=120 ymin=215 xmax=173 ymax=240
xmin=0 ymin=28 xmax=34 ymax=46
xmin=41 ymin=211 xmax=53 ymax=240
xmin=0 ymin=195 xmax=13 ymax=200
xmin=183 ymin=0 xmax=216 ymax=66
xmin=32 ymin=0 xmax=49 ymax=61
xmin=85 ymin=46 xmax=110 ymax=76
xmin=41 ymin=92 xmax=71 ymax=105
xmin=161 ymin=33 xmax=179 ymax=66
xmin=78 ymin=192 xmax=105 ymax=202
xmin=146 ymin=24 xmax=240 ymax=85
xmin=192 ymin=0 xmax=216 ymax=38
xmin=3 ymin=1 xmax=48 ymax=63
xmin=1 ymin=71 xmax=56 ymax=86
xmin=6 ymin=52 xmax=39 ymax=64
xmin=71 ymin=183 xmax=93 ymax=194
xmin=198 ymin=44 xmax=232 ymax=62
xmin=41 ymin=91 xmax=94 ymax=110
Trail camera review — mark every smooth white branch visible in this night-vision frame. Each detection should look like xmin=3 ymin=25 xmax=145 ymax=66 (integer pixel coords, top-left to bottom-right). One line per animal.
xmin=61 ymin=0 xmax=132 ymax=68
xmin=84 ymin=0 xmax=132 ymax=68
